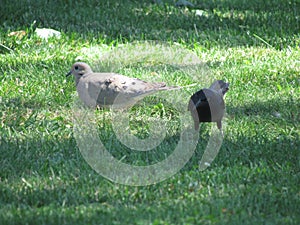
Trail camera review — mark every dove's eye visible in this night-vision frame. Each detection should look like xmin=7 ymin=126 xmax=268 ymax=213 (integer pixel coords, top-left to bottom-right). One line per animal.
xmin=74 ymin=66 xmax=79 ymax=70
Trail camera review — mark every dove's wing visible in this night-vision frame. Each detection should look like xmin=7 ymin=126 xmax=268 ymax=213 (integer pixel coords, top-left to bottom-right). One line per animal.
xmin=78 ymin=72 xmax=170 ymax=108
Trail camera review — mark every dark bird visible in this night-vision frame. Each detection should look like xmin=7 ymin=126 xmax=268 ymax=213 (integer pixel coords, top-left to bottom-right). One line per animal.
xmin=188 ymin=80 xmax=229 ymax=131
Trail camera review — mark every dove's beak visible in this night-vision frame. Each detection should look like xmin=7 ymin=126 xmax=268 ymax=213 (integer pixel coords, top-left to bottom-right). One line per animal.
xmin=66 ymin=70 xmax=72 ymax=77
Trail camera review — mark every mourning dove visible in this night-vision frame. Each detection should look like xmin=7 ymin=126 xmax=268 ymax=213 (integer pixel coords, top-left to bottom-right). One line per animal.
xmin=66 ymin=62 xmax=180 ymax=108
xmin=188 ymin=80 xmax=229 ymax=130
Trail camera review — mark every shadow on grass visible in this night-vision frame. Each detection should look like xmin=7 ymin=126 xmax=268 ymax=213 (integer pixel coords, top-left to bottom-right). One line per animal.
xmin=0 ymin=0 xmax=298 ymax=47
xmin=0 ymin=96 xmax=299 ymax=224
xmin=227 ymin=97 xmax=299 ymax=124
xmin=1 ymin=94 xmax=298 ymax=179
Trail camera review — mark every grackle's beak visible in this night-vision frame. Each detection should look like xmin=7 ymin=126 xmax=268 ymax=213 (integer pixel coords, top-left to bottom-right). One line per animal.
xmin=223 ymin=83 xmax=230 ymax=94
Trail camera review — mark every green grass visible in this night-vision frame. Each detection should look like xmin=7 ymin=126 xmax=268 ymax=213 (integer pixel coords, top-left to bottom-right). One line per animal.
xmin=0 ymin=0 xmax=299 ymax=224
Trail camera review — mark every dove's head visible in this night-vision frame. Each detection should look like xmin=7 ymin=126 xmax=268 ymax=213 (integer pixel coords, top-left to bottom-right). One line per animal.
xmin=209 ymin=80 xmax=229 ymax=96
xmin=66 ymin=62 xmax=93 ymax=84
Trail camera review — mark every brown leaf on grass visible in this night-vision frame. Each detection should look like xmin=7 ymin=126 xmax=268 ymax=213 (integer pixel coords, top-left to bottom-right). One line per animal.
xmin=8 ymin=30 xmax=26 ymax=39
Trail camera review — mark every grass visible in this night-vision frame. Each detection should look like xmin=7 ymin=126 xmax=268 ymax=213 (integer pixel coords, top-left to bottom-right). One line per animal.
xmin=0 ymin=0 xmax=299 ymax=224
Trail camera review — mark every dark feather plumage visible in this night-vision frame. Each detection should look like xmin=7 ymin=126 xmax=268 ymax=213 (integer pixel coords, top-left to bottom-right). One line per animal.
xmin=188 ymin=80 xmax=229 ymax=130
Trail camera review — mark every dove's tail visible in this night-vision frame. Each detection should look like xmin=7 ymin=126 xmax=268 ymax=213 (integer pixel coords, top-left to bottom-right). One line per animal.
xmin=132 ymin=83 xmax=197 ymax=100
xmin=157 ymin=83 xmax=197 ymax=91
xmin=157 ymin=85 xmax=181 ymax=91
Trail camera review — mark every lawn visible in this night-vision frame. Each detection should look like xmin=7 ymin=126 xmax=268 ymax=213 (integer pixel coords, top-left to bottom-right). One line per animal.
xmin=0 ymin=0 xmax=299 ymax=224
